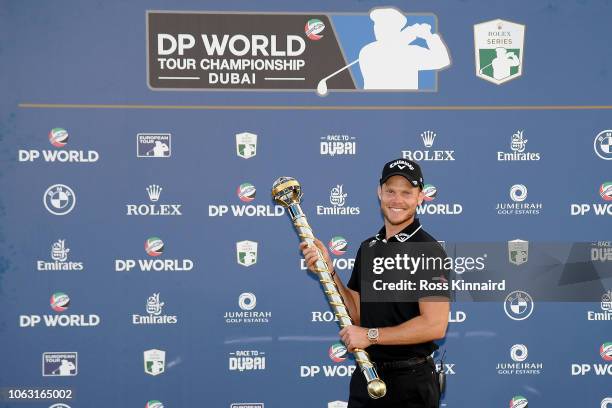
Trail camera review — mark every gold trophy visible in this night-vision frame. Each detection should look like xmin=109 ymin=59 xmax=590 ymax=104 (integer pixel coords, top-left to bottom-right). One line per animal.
xmin=272 ymin=176 xmax=387 ymax=399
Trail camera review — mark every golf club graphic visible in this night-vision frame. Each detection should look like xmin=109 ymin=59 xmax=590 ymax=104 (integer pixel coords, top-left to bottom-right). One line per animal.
xmin=316 ymin=59 xmax=359 ymax=96
xmin=272 ymin=176 xmax=387 ymax=399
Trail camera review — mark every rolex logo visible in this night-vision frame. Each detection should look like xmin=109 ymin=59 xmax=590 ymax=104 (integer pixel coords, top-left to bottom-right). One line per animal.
xmin=146 ymin=184 xmax=162 ymax=202
xmin=421 ymin=131 xmax=436 ymax=148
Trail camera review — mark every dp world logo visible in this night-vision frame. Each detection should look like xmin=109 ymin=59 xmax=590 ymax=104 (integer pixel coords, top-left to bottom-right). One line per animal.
xmin=594 ymin=130 xmax=612 ymax=160
xmin=422 ymin=184 xmax=437 ymax=202
xmin=237 ymin=183 xmax=256 ymax=202
xmin=328 ymin=342 xmax=348 ymax=362
xmin=305 ymin=18 xmax=325 ymax=40
xmin=49 ymin=128 xmax=69 ymax=147
xmin=509 ymin=395 xmax=528 ymax=408
xmin=601 ymin=342 xmax=612 ymax=361
xmin=50 ymin=292 xmax=70 ymax=312
xmin=43 ymin=184 xmax=76 ymax=215
xmin=328 ymin=236 xmax=348 ymax=256
xmin=145 ymin=401 xmax=164 ymax=408
xmin=145 ymin=237 xmax=164 ymax=257
xmin=600 ymin=182 xmax=612 ymax=201
xmin=504 ymin=290 xmax=534 ymax=321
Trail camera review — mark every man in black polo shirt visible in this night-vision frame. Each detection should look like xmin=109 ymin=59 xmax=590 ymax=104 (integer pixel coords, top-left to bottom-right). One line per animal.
xmin=301 ymin=158 xmax=449 ymax=408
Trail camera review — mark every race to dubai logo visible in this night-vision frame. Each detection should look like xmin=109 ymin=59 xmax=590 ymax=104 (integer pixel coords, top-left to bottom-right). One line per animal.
xmin=147 ymin=7 xmax=450 ymax=94
xmin=474 ymin=19 xmax=525 ymax=85
xmin=320 ymin=134 xmax=357 ymax=156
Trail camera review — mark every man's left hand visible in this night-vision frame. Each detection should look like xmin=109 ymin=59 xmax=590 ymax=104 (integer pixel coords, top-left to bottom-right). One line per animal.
xmin=339 ymin=326 xmax=370 ymax=352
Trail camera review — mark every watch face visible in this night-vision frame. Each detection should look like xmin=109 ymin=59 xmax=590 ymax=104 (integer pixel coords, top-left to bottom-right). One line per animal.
xmin=368 ymin=328 xmax=378 ymax=339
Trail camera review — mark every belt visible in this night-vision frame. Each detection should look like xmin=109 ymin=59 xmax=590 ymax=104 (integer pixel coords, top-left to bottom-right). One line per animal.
xmin=375 ymin=356 xmax=431 ymax=371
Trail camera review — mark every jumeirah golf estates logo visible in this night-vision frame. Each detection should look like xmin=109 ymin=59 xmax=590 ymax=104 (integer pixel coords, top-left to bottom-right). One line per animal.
xmin=474 ymin=19 xmax=525 ymax=85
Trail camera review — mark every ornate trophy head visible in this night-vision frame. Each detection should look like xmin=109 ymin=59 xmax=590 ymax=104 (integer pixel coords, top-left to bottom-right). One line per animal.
xmin=271 ymin=177 xmax=303 ymax=207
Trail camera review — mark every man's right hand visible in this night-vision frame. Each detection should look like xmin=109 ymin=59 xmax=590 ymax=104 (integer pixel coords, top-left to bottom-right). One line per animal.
xmin=299 ymin=238 xmax=333 ymax=275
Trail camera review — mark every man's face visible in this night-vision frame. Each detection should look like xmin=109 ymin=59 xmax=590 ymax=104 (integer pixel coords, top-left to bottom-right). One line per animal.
xmin=378 ymin=175 xmax=424 ymax=226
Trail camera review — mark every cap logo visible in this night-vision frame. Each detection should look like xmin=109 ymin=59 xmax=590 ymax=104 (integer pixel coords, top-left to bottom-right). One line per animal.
xmin=389 ymin=159 xmax=414 ymax=171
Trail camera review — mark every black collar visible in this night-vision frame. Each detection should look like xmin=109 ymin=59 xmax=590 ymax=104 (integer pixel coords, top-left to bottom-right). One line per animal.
xmin=373 ymin=219 xmax=422 ymax=243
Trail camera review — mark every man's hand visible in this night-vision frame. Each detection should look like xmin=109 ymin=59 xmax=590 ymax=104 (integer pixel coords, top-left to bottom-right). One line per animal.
xmin=339 ymin=326 xmax=370 ymax=352
xmin=299 ymin=238 xmax=333 ymax=275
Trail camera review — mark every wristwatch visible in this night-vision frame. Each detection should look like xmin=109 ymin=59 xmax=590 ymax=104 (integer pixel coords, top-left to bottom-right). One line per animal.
xmin=367 ymin=328 xmax=379 ymax=344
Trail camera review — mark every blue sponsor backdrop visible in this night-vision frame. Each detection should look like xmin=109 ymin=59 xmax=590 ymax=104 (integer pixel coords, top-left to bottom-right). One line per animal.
xmin=1 ymin=1 xmax=611 ymax=407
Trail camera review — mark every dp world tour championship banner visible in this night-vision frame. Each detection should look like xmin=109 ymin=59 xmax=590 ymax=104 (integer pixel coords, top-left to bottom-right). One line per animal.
xmin=0 ymin=1 xmax=611 ymax=408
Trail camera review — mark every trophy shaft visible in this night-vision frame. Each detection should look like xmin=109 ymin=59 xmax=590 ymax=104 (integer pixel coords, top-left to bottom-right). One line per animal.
xmin=275 ymin=187 xmax=386 ymax=399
